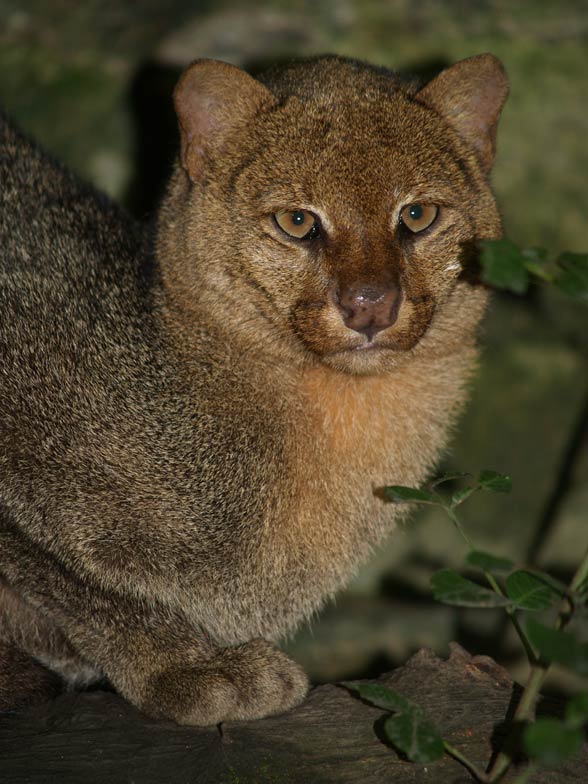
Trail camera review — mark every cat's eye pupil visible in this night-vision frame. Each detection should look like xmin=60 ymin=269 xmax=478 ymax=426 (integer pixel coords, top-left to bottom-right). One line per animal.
xmin=291 ymin=211 xmax=305 ymax=226
xmin=409 ymin=204 xmax=423 ymax=220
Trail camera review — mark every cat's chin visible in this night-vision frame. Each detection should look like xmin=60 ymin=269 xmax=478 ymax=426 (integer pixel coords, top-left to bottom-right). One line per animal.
xmin=317 ymin=345 xmax=411 ymax=376
xmin=306 ymin=319 xmax=431 ymax=375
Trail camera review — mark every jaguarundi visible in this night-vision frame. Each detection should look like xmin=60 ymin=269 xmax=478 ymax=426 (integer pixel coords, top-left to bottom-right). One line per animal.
xmin=0 ymin=53 xmax=508 ymax=724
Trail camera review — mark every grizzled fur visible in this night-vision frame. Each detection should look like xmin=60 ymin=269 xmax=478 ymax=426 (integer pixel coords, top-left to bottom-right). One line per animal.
xmin=0 ymin=54 xmax=508 ymax=724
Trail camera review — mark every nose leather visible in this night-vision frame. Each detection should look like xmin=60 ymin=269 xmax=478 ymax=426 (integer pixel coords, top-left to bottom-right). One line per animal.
xmin=336 ymin=284 xmax=402 ymax=340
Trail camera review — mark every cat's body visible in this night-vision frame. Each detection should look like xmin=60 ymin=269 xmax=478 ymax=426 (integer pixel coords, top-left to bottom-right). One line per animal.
xmin=0 ymin=54 xmax=508 ymax=724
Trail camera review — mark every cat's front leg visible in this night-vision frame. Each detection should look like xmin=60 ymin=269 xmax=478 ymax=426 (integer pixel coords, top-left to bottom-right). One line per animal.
xmin=136 ymin=638 xmax=308 ymax=725
xmin=59 ymin=606 xmax=309 ymax=725
xmin=0 ymin=527 xmax=308 ymax=724
xmin=89 ymin=607 xmax=309 ymax=725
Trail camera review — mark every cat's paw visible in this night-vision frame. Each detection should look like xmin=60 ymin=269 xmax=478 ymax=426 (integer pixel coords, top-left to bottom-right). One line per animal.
xmin=140 ymin=639 xmax=309 ymax=726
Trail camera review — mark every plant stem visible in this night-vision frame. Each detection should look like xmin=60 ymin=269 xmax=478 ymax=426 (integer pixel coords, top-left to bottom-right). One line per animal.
xmin=444 ymin=504 xmax=476 ymax=552
xmin=487 ymin=545 xmax=588 ymax=781
xmin=444 ymin=504 xmax=539 ymax=664
xmin=437 ymin=499 xmax=588 ymax=782
xmin=554 ymin=545 xmax=588 ymax=637
xmin=506 ymin=609 xmax=538 ymax=664
xmin=443 ymin=741 xmax=491 ymax=783
xmin=487 ymin=668 xmax=545 ymax=782
xmin=569 ymin=545 xmax=588 ymax=594
xmin=480 ymin=570 xmax=537 ymax=662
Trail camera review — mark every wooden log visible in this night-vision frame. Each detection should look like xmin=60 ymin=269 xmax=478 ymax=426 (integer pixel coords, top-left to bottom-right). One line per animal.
xmin=0 ymin=644 xmax=586 ymax=783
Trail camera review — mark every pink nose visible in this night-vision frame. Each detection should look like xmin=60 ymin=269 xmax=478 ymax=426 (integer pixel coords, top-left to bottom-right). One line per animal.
xmin=336 ymin=284 xmax=402 ymax=340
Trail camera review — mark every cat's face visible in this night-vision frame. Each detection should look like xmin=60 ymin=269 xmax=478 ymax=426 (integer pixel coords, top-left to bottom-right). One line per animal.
xmin=161 ymin=56 xmax=507 ymax=375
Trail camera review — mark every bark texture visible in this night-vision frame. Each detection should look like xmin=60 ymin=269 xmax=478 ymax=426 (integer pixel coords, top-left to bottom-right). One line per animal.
xmin=0 ymin=644 xmax=586 ymax=783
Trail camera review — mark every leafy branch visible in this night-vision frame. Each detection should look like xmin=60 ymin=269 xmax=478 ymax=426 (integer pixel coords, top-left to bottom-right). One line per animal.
xmin=345 ymin=238 xmax=588 ymax=780
xmin=479 ymin=240 xmax=588 ymax=300
xmin=347 ymin=473 xmax=588 ymax=783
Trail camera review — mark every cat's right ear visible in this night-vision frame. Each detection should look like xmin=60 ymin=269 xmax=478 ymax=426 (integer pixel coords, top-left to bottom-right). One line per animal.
xmin=173 ymin=60 xmax=276 ymax=182
xmin=415 ymin=54 xmax=509 ymax=173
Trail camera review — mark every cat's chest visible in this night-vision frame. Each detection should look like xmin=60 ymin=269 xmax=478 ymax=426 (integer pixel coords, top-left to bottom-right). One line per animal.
xmin=281 ymin=358 xmax=463 ymax=564
xmin=245 ymin=363 xmax=441 ymax=635
xmin=297 ymin=365 xmax=434 ymax=487
xmin=264 ymin=365 xmax=434 ymax=571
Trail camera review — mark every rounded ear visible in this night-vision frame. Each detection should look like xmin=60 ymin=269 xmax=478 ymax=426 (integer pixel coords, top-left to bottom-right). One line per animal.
xmin=173 ymin=59 xmax=276 ymax=182
xmin=416 ymin=54 xmax=509 ymax=173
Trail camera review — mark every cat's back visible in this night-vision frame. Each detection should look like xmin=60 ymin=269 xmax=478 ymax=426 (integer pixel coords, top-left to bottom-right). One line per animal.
xmin=0 ymin=115 xmax=156 ymax=366
xmin=0 ymin=114 xmax=163 ymax=443
xmin=0 ymin=114 xmax=147 ymax=315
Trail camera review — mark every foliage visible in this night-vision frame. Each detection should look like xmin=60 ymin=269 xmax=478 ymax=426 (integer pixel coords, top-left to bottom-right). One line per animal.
xmin=479 ymin=239 xmax=588 ymax=301
xmin=348 ymin=239 xmax=588 ymax=782
xmin=357 ymin=470 xmax=588 ymax=782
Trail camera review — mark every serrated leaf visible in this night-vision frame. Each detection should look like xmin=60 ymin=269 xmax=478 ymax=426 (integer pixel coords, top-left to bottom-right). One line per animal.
xmin=505 ymin=571 xmax=562 ymax=611
xmin=566 ymin=693 xmax=588 ymax=729
xmin=526 ymin=619 xmax=588 ymax=675
xmin=383 ymin=711 xmax=445 ymax=764
xmin=523 ymin=718 xmax=584 ymax=766
xmin=466 ymin=550 xmax=514 ymax=575
xmin=480 ymin=239 xmax=530 ymax=294
xmin=478 ymin=470 xmax=512 ymax=493
xmin=431 ymin=569 xmax=510 ymax=608
xmin=344 ymin=682 xmax=411 ymax=713
xmin=383 ymin=486 xmax=435 ymax=504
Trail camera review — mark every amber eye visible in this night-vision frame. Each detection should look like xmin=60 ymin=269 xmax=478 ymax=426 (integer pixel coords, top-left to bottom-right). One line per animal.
xmin=399 ymin=203 xmax=439 ymax=233
xmin=274 ymin=210 xmax=320 ymax=240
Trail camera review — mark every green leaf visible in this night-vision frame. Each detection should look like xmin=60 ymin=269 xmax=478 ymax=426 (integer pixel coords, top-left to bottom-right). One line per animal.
xmin=526 ymin=619 xmax=588 ymax=675
xmin=431 ymin=569 xmax=510 ymax=608
xmin=344 ymin=682 xmax=445 ymax=764
xmin=450 ymin=485 xmax=477 ymax=508
xmin=448 ymin=471 xmax=511 ymax=507
xmin=344 ymin=682 xmax=411 ymax=713
xmin=576 ymin=577 xmax=588 ymax=605
xmin=383 ymin=712 xmax=445 ymax=764
xmin=521 ymin=247 xmax=553 ymax=281
xmin=505 ymin=571 xmax=562 ymax=611
xmin=479 ymin=239 xmax=530 ymax=294
xmin=466 ymin=550 xmax=514 ymax=575
xmin=519 ymin=569 xmax=570 ymax=600
xmin=383 ymin=486 xmax=435 ymax=504
xmin=478 ymin=470 xmax=512 ymax=493
xmin=555 ymin=251 xmax=588 ymax=300
xmin=523 ymin=718 xmax=584 ymax=766
xmin=429 ymin=472 xmax=472 ymax=489
xmin=566 ymin=693 xmax=588 ymax=729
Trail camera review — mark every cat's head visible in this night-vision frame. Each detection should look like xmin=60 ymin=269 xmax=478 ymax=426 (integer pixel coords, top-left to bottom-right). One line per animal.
xmin=158 ymin=54 xmax=508 ymax=375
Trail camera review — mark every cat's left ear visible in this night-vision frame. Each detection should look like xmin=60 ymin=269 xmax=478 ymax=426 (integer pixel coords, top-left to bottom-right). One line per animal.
xmin=416 ymin=54 xmax=509 ymax=173
xmin=174 ymin=59 xmax=276 ymax=182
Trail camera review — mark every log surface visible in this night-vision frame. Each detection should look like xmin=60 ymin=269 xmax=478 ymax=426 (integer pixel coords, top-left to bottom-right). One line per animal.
xmin=0 ymin=644 xmax=586 ymax=783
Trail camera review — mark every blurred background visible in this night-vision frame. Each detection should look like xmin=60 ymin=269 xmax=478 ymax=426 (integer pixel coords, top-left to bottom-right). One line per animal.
xmin=1 ymin=0 xmax=586 ymax=696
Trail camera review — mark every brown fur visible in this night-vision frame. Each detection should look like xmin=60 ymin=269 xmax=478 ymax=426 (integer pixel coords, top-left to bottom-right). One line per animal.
xmin=0 ymin=53 xmax=508 ymax=724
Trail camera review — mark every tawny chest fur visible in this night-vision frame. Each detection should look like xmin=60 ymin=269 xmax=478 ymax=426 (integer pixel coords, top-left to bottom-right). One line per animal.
xmin=244 ymin=351 xmax=475 ymax=642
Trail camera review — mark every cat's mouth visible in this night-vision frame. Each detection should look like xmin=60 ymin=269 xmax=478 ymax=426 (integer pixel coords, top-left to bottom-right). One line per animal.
xmin=291 ymin=292 xmax=436 ymax=365
xmin=352 ymin=342 xmax=391 ymax=352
